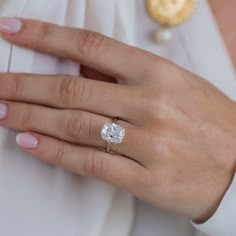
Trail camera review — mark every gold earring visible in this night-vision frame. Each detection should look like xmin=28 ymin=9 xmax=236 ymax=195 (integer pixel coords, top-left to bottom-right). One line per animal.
xmin=146 ymin=0 xmax=196 ymax=43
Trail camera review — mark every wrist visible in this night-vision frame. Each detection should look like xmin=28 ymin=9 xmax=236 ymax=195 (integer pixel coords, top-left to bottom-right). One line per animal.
xmin=191 ymin=173 xmax=236 ymax=235
xmin=193 ymin=169 xmax=235 ymax=224
xmin=192 ymin=100 xmax=236 ymax=224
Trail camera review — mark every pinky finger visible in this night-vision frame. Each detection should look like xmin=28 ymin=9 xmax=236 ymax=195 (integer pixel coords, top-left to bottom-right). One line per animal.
xmin=15 ymin=132 xmax=145 ymax=191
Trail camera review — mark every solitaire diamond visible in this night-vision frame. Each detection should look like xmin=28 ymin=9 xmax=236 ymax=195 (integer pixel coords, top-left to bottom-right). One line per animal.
xmin=101 ymin=122 xmax=125 ymax=144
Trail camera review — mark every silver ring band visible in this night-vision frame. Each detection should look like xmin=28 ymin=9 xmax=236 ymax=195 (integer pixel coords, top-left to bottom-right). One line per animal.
xmin=106 ymin=117 xmax=117 ymax=153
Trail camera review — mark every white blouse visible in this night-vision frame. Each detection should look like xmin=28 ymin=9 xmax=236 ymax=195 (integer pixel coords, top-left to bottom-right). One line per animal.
xmin=0 ymin=0 xmax=235 ymax=236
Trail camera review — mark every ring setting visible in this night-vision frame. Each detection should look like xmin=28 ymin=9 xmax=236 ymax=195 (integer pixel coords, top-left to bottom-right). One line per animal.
xmin=101 ymin=118 xmax=125 ymax=153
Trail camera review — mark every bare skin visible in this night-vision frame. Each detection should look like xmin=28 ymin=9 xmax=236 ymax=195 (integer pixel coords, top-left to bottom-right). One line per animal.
xmin=0 ymin=17 xmax=235 ymax=224
xmin=209 ymin=0 xmax=236 ymax=67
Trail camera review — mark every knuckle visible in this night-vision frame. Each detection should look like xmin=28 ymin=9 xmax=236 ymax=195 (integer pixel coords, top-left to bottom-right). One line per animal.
xmin=138 ymin=91 xmax=159 ymax=118
xmin=20 ymin=106 xmax=34 ymax=129
xmin=52 ymin=143 xmax=65 ymax=165
xmin=57 ymin=77 xmax=77 ymax=106
xmin=57 ymin=77 xmax=88 ymax=107
xmin=138 ymin=87 xmax=166 ymax=121
xmin=66 ymin=112 xmax=85 ymax=140
xmin=74 ymin=79 xmax=89 ymax=105
xmin=83 ymin=150 xmax=104 ymax=177
xmin=149 ymin=133 xmax=169 ymax=160
xmin=11 ymin=74 xmax=24 ymax=98
xmin=76 ymin=30 xmax=106 ymax=57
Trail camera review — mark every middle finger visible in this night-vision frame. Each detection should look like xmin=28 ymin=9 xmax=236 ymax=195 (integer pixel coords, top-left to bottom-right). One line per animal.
xmin=0 ymin=73 xmax=140 ymax=123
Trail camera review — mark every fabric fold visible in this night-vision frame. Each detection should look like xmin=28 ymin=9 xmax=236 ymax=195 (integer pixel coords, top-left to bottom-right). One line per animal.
xmin=0 ymin=1 xmax=134 ymax=235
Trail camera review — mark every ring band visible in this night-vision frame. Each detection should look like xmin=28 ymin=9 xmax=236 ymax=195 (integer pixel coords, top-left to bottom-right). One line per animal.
xmin=106 ymin=140 xmax=112 ymax=153
xmin=106 ymin=117 xmax=117 ymax=153
xmin=101 ymin=117 xmax=126 ymax=153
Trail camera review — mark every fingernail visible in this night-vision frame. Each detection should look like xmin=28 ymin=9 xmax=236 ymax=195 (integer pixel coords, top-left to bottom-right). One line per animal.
xmin=16 ymin=133 xmax=39 ymax=149
xmin=0 ymin=17 xmax=23 ymax=34
xmin=0 ymin=103 xmax=8 ymax=120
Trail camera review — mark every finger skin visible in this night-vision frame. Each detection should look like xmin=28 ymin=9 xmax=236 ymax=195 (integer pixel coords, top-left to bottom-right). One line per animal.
xmin=0 ymin=73 xmax=139 ymax=121
xmin=0 ymin=100 xmax=142 ymax=158
xmin=2 ymin=18 xmax=155 ymax=84
xmin=17 ymin=132 xmax=145 ymax=192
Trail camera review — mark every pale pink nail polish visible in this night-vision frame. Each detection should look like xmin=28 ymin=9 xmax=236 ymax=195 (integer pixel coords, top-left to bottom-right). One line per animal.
xmin=16 ymin=133 xmax=39 ymax=149
xmin=0 ymin=17 xmax=23 ymax=34
xmin=0 ymin=103 xmax=8 ymax=120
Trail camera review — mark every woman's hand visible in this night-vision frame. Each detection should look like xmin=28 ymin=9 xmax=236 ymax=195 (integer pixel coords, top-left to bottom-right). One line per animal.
xmin=0 ymin=18 xmax=236 ymax=223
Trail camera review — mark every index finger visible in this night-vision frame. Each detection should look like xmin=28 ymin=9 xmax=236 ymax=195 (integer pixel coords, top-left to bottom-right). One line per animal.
xmin=0 ymin=18 xmax=155 ymax=84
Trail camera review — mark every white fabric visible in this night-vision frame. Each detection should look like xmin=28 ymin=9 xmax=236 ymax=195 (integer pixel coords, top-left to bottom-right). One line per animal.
xmin=0 ymin=1 xmax=135 ymax=236
xmin=0 ymin=0 xmax=235 ymax=236
xmin=193 ymin=174 xmax=236 ymax=236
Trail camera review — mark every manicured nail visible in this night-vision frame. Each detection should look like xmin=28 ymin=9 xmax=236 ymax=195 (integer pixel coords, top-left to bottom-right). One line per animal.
xmin=16 ymin=133 xmax=39 ymax=149
xmin=0 ymin=103 xmax=8 ymax=120
xmin=0 ymin=17 xmax=23 ymax=34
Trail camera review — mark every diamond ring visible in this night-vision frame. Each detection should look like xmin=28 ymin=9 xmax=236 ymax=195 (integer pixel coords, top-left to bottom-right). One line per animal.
xmin=101 ymin=117 xmax=125 ymax=153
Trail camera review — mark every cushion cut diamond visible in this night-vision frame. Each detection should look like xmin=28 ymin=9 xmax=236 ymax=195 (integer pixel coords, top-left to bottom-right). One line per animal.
xmin=101 ymin=122 xmax=125 ymax=144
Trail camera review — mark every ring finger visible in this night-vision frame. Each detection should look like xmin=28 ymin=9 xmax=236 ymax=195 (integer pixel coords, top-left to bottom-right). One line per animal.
xmin=0 ymin=101 xmax=141 ymax=158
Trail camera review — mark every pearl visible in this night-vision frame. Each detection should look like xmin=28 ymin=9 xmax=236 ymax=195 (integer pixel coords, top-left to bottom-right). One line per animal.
xmin=154 ymin=27 xmax=172 ymax=43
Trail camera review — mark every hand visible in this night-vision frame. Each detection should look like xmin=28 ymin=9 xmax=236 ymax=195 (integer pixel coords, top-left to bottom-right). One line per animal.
xmin=0 ymin=18 xmax=235 ymax=223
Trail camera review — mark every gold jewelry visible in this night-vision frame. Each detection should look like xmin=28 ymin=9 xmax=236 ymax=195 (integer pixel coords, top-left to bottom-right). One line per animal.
xmin=146 ymin=0 xmax=196 ymax=43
